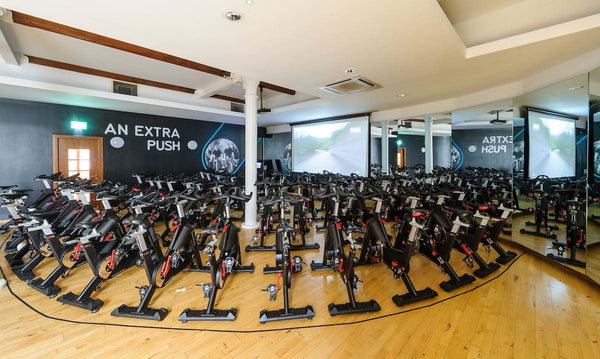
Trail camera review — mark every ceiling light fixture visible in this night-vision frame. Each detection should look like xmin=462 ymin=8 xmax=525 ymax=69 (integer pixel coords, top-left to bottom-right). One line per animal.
xmin=345 ymin=68 xmax=355 ymax=74
xmin=568 ymin=85 xmax=585 ymax=90
xmin=397 ymin=93 xmax=407 ymax=98
xmin=224 ymin=10 xmax=242 ymax=21
xmin=246 ymin=0 xmax=255 ymax=5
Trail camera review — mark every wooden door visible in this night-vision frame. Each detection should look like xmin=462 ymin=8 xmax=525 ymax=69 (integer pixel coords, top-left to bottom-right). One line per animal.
xmin=53 ymin=135 xmax=103 ymax=183
xmin=397 ymin=147 xmax=406 ymax=168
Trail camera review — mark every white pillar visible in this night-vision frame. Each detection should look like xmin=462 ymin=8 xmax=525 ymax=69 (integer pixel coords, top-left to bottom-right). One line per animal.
xmin=424 ymin=116 xmax=433 ymax=174
xmin=381 ymin=121 xmax=389 ymax=173
xmin=242 ymin=78 xmax=260 ymax=229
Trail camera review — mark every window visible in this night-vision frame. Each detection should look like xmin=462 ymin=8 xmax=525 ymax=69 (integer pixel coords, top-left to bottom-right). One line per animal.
xmin=68 ymin=148 xmax=91 ymax=179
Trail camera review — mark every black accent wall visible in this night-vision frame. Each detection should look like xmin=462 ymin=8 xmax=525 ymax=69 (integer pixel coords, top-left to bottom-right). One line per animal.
xmin=262 ymin=132 xmax=292 ymax=172
xmin=452 ymin=127 xmax=513 ymax=173
xmin=370 ymin=137 xmax=399 ymax=168
xmin=0 ymin=97 xmax=255 ymax=196
xmin=396 ymin=134 xmax=451 ymax=168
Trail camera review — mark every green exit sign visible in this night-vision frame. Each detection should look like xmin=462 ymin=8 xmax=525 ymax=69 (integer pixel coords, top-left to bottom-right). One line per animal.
xmin=70 ymin=121 xmax=88 ymax=130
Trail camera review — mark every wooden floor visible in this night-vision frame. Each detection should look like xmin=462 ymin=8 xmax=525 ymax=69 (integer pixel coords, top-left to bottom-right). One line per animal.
xmin=510 ymin=213 xmax=587 ymax=274
xmin=1 ymin=216 xmax=600 ymax=358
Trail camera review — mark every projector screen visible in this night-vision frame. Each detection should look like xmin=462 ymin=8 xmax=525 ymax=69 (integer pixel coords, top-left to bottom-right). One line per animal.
xmin=292 ymin=116 xmax=369 ymax=175
xmin=528 ymin=110 xmax=576 ymax=178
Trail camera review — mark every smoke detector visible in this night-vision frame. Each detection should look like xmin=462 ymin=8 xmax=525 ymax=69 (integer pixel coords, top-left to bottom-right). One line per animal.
xmin=319 ymin=76 xmax=381 ymax=95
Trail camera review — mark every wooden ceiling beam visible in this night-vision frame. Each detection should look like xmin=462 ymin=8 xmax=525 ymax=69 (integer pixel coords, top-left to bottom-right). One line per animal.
xmin=259 ymin=82 xmax=295 ymax=95
xmin=12 ymin=11 xmax=296 ymax=96
xmin=27 ymin=55 xmax=196 ymax=94
xmin=210 ymin=94 xmax=245 ymax=104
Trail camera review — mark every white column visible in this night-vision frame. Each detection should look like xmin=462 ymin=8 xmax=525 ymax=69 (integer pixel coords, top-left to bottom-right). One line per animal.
xmin=424 ymin=116 xmax=433 ymax=174
xmin=381 ymin=121 xmax=389 ymax=173
xmin=242 ymin=78 xmax=260 ymax=229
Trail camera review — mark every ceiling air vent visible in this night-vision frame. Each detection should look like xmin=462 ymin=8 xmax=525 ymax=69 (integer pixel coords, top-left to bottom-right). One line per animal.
xmin=231 ymin=102 xmax=245 ymax=113
xmin=113 ymin=81 xmax=138 ymax=96
xmin=319 ymin=76 xmax=381 ymax=95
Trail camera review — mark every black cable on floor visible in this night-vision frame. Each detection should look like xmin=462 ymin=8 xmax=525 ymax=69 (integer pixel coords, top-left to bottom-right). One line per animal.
xmin=0 ymin=241 xmax=525 ymax=334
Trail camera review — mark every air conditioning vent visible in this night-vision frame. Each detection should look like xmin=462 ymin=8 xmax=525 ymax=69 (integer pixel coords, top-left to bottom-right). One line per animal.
xmin=319 ymin=76 xmax=381 ymax=95
xmin=231 ymin=102 xmax=245 ymax=113
xmin=113 ymin=81 xmax=137 ymax=96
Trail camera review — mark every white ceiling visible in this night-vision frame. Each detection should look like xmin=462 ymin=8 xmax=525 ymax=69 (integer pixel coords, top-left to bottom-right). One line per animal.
xmin=0 ymin=0 xmax=599 ymax=127
xmin=513 ymin=73 xmax=589 ymax=118
xmin=438 ymin=0 xmax=600 ymax=46
xmin=452 ymin=99 xmax=514 ymax=129
xmin=590 ymin=67 xmax=600 ymax=97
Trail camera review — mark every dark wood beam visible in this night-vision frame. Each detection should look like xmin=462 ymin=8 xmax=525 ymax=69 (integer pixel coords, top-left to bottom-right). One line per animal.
xmin=12 ymin=11 xmax=296 ymax=96
xmin=27 ymin=55 xmax=196 ymax=94
xmin=259 ymin=82 xmax=295 ymax=96
xmin=13 ymin=11 xmax=227 ymax=77
xmin=210 ymin=94 xmax=245 ymax=104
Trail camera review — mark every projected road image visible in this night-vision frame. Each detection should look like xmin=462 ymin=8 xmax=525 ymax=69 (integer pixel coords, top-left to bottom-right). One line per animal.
xmin=293 ymin=120 xmax=368 ymax=175
xmin=529 ymin=114 xmax=575 ymax=178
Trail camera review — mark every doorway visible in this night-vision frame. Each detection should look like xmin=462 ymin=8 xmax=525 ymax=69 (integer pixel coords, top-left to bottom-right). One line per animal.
xmin=53 ymin=135 xmax=103 ymax=183
xmin=397 ymin=147 xmax=406 ymax=168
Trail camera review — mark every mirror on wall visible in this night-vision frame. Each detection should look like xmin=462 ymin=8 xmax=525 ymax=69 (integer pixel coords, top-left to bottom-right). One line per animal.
xmin=511 ymin=74 xmax=589 ymax=273
xmin=450 ymin=99 xmax=514 ymax=246
xmin=370 ymin=122 xmax=398 ymax=173
xmin=587 ymin=68 xmax=600 ymax=284
xmin=370 ymin=118 xmax=452 ymax=174
xmin=393 ymin=115 xmax=452 ymax=172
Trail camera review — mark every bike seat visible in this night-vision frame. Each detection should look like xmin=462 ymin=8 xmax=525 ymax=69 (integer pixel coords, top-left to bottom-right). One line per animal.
xmin=123 ymin=214 xmax=150 ymax=227
xmin=408 ymin=209 xmax=427 ymax=217
xmin=1 ymin=193 xmax=26 ymax=201
xmin=76 ymin=220 xmax=101 ymax=230
xmin=445 ymin=207 xmax=472 ymax=217
xmin=202 ymin=227 xmax=219 ymax=235
xmin=345 ymin=225 xmax=363 ymax=234
xmin=27 ymin=210 xmax=61 ymax=220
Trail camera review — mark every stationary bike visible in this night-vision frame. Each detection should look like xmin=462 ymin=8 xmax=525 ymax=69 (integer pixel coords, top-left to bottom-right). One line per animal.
xmin=112 ymin=190 xmax=203 ymax=321
xmin=521 ymin=176 xmax=558 ymax=239
xmin=311 ymin=191 xmax=380 ymax=316
xmin=179 ymin=188 xmax=255 ymax=322
xmin=57 ymin=186 xmax=135 ymax=312
xmin=258 ymin=194 xmax=314 ymax=323
xmin=368 ymin=194 xmax=438 ymax=306
xmin=547 ymin=196 xmax=586 ymax=268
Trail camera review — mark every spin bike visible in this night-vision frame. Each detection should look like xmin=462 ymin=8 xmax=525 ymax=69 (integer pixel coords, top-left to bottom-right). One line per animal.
xmin=369 ymin=194 xmax=438 ymax=306
xmin=311 ymin=191 xmax=380 ymax=316
xmin=258 ymin=194 xmax=314 ymax=323
xmin=112 ymin=190 xmax=203 ymax=321
xmin=179 ymin=188 xmax=254 ymax=322
xmin=547 ymin=196 xmax=586 ymax=268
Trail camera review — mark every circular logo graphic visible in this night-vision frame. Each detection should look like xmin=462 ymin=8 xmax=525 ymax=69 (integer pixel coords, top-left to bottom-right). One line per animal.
xmin=450 ymin=143 xmax=462 ymax=170
xmin=187 ymin=140 xmax=198 ymax=150
xmin=204 ymin=138 xmax=240 ymax=173
xmin=283 ymin=143 xmax=292 ymax=169
xmin=110 ymin=136 xmax=124 ymax=149
xmin=468 ymin=145 xmax=477 ymax=153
